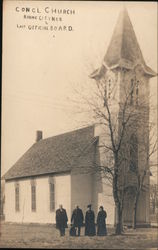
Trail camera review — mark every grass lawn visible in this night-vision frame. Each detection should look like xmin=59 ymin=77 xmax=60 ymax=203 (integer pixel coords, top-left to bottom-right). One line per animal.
xmin=0 ymin=222 xmax=157 ymax=249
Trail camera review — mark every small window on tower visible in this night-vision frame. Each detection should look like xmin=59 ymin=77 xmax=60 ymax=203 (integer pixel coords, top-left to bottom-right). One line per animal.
xmin=130 ymin=79 xmax=134 ymax=105
xmin=136 ymin=80 xmax=139 ymax=105
xmin=108 ymin=79 xmax=111 ymax=99
xmin=104 ymin=87 xmax=107 ymax=106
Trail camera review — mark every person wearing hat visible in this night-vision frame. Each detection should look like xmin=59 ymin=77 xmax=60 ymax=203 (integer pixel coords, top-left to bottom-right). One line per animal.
xmin=96 ymin=206 xmax=107 ymax=236
xmin=71 ymin=205 xmax=84 ymax=236
xmin=85 ymin=204 xmax=96 ymax=236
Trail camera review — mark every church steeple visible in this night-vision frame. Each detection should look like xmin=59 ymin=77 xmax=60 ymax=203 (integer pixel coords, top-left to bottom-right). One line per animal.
xmin=104 ymin=7 xmax=145 ymax=68
xmin=91 ymin=7 xmax=156 ymax=79
xmin=90 ymin=6 xmax=156 ymax=228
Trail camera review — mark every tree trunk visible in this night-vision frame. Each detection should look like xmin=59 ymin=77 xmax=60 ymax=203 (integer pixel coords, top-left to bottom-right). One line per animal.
xmin=132 ymin=192 xmax=139 ymax=229
xmin=112 ymin=154 xmax=124 ymax=235
xmin=115 ymin=203 xmax=123 ymax=234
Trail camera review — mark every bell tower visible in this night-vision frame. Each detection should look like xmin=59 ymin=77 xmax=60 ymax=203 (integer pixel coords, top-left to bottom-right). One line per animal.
xmin=90 ymin=7 xmax=157 ymax=226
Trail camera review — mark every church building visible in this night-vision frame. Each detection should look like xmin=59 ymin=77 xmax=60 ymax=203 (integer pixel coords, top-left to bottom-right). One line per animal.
xmin=3 ymin=8 xmax=156 ymax=226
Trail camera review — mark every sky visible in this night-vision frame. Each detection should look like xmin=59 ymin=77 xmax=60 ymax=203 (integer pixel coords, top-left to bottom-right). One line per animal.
xmin=2 ymin=1 xmax=157 ymax=180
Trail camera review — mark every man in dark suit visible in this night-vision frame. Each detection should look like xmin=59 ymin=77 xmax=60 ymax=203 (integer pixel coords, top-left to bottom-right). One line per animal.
xmin=56 ymin=204 xmax=68 ymax=236
xmin=71 ymin=205 xmax=84 ymax=236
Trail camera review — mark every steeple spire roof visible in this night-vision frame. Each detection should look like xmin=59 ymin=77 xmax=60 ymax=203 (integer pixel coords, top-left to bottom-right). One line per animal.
xmin=104 ymin=7 xmax=145 ymax=67
xmin=90 ymin=7 xmax=156 ymax=79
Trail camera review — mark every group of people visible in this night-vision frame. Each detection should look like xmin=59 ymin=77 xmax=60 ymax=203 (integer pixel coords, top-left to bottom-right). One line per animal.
xmin=56 ymin=204 xmax=107 ymax=237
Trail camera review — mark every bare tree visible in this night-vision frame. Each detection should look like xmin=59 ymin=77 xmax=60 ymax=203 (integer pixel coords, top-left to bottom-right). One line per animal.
xmin=124 ymin=125 xmax=157 ymax=229
xmin=150 ymin=183 xmax=158 ymax=215
xmin=70 ymin=64 xmax=156 ymax=235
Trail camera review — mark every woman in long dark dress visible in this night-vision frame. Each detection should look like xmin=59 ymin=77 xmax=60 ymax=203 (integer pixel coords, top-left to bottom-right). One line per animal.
xmin=97 ymin=206 xmax=107 ymax=236
xmin=85 ymin=204 xmax=96 ymax=236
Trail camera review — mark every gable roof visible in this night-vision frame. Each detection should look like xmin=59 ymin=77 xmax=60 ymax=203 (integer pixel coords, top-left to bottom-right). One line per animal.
xmin=4 ymin=126 xmax=98 ymax=181
xmin=90 ymin=7 xmax=157 ymax=79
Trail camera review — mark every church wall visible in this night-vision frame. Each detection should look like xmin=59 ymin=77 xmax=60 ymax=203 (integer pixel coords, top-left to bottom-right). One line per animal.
xmin=92 ymin=173 xmax=115 ymax=225
xmin=98 ymin=183 xmax=115 ymax=225
xmin=71 ymin=173 xmax=93 ymax=216
xmin=5 ymin=173 xmax=71 ymax=224
xmin=94 ymin=124 xmax=115 ymax=225
xmin=94 ymin=67 xmax=150 ymax=226
xmin=119 ymin=69 xmax=150 ymax=225
xmin=137 ymin=75 xmax=150 ymax=224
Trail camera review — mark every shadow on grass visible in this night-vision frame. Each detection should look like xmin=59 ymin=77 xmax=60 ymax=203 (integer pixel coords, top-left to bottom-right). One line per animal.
xmin=109 ymin=232 xmax=138 ymax=237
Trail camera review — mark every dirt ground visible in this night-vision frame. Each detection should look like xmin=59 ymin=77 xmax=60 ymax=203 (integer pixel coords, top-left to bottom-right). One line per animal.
xmin=0 ymin=222 xmax=157 ymax=249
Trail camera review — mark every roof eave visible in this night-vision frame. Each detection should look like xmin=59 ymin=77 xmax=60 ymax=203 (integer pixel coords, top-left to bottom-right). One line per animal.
xmin=89 ymin=68 xmax=102 ymax=80
xmin=90 ymin=64 xmax=108 ymax=80
xmin=4 ymin=170 xmax=72 ymax=182
xmin=143 ymin=65 xmax=157 ymax=78
xmin=102 ymin=60 xmax=157 ymax=77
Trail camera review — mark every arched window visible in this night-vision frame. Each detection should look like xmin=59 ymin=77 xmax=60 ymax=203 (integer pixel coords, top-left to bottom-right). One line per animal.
xmin=31 ymin=179 xmax=36 ymax=212
xmin=49 ymin=177 xmax=55 ymax=211
xmin=15 ymin=182 xmax=20 ymax=212
xmin=130 ymin=78 xmax=139 ymax=106
xmin=129 ymin=134 xmax=138 ymax=172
